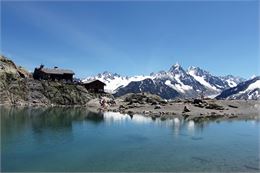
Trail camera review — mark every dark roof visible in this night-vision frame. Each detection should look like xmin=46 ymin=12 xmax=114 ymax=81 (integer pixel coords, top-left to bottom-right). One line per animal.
xmin=40 ymin=68 xmax=74 ymax=75
xmin=83 ymin=79 xmax=106 ymax=85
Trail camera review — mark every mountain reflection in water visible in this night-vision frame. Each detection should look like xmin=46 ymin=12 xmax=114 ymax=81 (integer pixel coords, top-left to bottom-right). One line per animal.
xmin=1 ymin=106 xmax=211 ymax=137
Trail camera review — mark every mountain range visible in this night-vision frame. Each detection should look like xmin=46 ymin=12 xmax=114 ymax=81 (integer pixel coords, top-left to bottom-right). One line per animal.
xmin=216 ymin=76 xmax=260 ymax=100
xmin=82 ymin=64 xmax=256 ymax=99
xmin=82 ymin=64 xmax=259 ymax=100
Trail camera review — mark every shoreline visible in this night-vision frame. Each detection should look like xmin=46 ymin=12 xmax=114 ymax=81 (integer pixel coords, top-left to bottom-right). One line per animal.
xmin=106 ymin=99 xmax=260 ymax=122
xmin=1 ymin=99 xmax=260 ymax=122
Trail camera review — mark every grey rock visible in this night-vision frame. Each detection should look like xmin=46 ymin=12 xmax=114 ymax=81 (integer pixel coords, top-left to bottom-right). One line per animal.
xmin=154 ymin=105 xmax=161 ymax=109
xmin=183 ymin=106 xmax=190 ymax=113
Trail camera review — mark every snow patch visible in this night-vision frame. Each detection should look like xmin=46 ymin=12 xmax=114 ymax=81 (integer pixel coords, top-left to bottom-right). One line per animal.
xmin=226 ymin=79 xmax=237 ymax=87
xmin=237 ymin=80 xmax=260 ymax=94
xmin=165 ymin=76 xmax=192 ymax=93
xmin=188 ymin=70 xmax=219 ymax=91
xmin=244 ymin=80 xmax=260 ymax=92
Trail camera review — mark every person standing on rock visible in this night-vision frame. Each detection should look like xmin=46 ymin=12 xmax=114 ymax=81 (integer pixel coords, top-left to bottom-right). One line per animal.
xmin=101 ymin=98 xmax=107 ymax=109
xmin=102 ymin=99 xmax=105 ymax=108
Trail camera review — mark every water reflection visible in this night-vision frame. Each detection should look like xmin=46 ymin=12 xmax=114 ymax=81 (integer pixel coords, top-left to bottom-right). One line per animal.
xmin=103 ymin=112 xmax=130 ymax=124
xmin=1 ymin=106 xmax=259 ymax=172
xmin=1 ymin=107 xmax=195 ymax=135
xmin=187 ymin=120 xmax=195 ymax=134
xmin=1 ymin=106 xmax=103 ymax=140
xmin=103 ymin=112 xmax=155 ymax=125
xmin=1 ymin=106 xmax=220 ymax=139
xmin=173 ymin=118 xmax=181 ymax=136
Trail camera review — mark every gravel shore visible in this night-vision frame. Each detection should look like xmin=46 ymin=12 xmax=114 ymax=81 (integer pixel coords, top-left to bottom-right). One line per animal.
xmin=86 ymin=93 xmax=260 ymax=122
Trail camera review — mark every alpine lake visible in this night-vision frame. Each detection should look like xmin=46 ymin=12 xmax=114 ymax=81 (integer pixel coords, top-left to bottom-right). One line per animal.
xmin=1 ymin=106 xmax=259 ymax=172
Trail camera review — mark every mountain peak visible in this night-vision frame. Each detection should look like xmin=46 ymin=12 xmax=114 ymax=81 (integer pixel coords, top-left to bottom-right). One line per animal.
xmin=174 ymin=62 xmax=180 ymax=68
xmin=251 ymin=74 xmax=257 ymax=79
xmin=187 ymin=66 xmax=211 ymax=77
xmin=187 ymin=66 xmax=198 ymax=71
xmin=95 ymin=71 xmax=121 ymax=80
xmin=169 ymin=63 xmax=185 ymax=74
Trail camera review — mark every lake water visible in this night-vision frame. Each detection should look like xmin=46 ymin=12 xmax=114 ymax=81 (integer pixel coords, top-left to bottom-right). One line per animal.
xmin=1 ymin=106 xmax=260 ymax=172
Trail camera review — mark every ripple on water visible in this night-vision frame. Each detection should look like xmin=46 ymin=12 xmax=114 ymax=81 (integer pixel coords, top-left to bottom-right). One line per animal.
xmin=124 ymin=134 xmax=149 ymax=142
xmin=191 ymin=156 xmax=211 ymax=163
xmin=191 ymin=137 xmax=203 ymax=141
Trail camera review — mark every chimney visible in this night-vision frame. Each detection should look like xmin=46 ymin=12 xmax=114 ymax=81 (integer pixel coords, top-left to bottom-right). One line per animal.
xmin=39 ymin=64 xmax=44 ymax=69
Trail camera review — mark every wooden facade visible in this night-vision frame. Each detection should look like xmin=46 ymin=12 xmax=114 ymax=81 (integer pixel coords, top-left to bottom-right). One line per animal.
xmin=83 ymin=80 xmax=106 ymax=93
xmin=33 ymin=65 xmax=74 ymax=82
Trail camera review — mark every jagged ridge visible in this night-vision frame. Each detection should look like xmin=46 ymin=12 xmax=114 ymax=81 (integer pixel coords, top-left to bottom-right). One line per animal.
xmin=83 ymin=63 xmax=245 ymax=99
xmin=216 ymin=76 xmax=260 ymax=100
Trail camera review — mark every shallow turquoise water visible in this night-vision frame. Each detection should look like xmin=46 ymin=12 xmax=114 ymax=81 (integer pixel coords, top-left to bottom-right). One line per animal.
xmin=1 ymin=106 xmax=260 ymax=172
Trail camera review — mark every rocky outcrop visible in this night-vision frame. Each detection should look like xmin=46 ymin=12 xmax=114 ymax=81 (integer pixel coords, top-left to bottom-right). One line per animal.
xmin=0 ymin=55 xmax=31 ymax=80
xmin=0 ymin=55 xmax=94 ymax=106
xmin=191 ymin=99 xmax=224 ymax=110
xmin=1 ymin=79 xmax=94 ymax=106
xmin=122 ymin=93 xmax=167 ymax=105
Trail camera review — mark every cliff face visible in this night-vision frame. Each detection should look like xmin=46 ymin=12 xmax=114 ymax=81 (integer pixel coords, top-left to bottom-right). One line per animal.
xmin=0 ymin=55 xmax=94 ymax=106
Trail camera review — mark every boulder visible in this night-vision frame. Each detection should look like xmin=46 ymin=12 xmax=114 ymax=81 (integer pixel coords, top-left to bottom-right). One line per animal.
xmin=205 ymin=103 xmax=224 ymax=110
xmin=183 ymin=106 xmax=190 ymax=113
xmin=182 ymin=114 xmax=189 ymax=119
xmin=127 ymin=110 xmax=134 ymax=116
xmin=119 ymin=105 xmax=126 ymax=110
xmin=228 ymin=104 xmax=238 ymax=108
xmin=154 ymin=105 xmax=161 ymax=109
xmin=193 ymin=99 xmax=203 ymax=104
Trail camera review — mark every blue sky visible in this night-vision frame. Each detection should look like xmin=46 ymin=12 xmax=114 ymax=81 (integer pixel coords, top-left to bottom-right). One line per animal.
xmin=1 ymin=1 xmax=259 ymax=78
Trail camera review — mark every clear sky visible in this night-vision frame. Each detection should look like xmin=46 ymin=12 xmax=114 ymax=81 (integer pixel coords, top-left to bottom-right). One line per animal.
xmin=1 ymin=1 xmax=259 ymax=79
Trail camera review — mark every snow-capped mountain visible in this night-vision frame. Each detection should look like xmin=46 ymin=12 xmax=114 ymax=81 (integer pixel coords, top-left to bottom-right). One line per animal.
xmin=150 ymin=64 xmax=205 ymax=98
xmin=187 ymin=67 xmax=244 ymax=91
xmin=216 ymin=76 xmax=260 ymax=100
xmin=82 ymin=71 xmax=152 ymax=93
xmin=220 ymin=75 xmax=245 ymax=88
xmin=82 ymin=64 xmax=246 ymax=99
xmin=188 ymin=66 xmax=225 ymax=92
xmin=114 ymin=78 xmax=181 ymax=99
